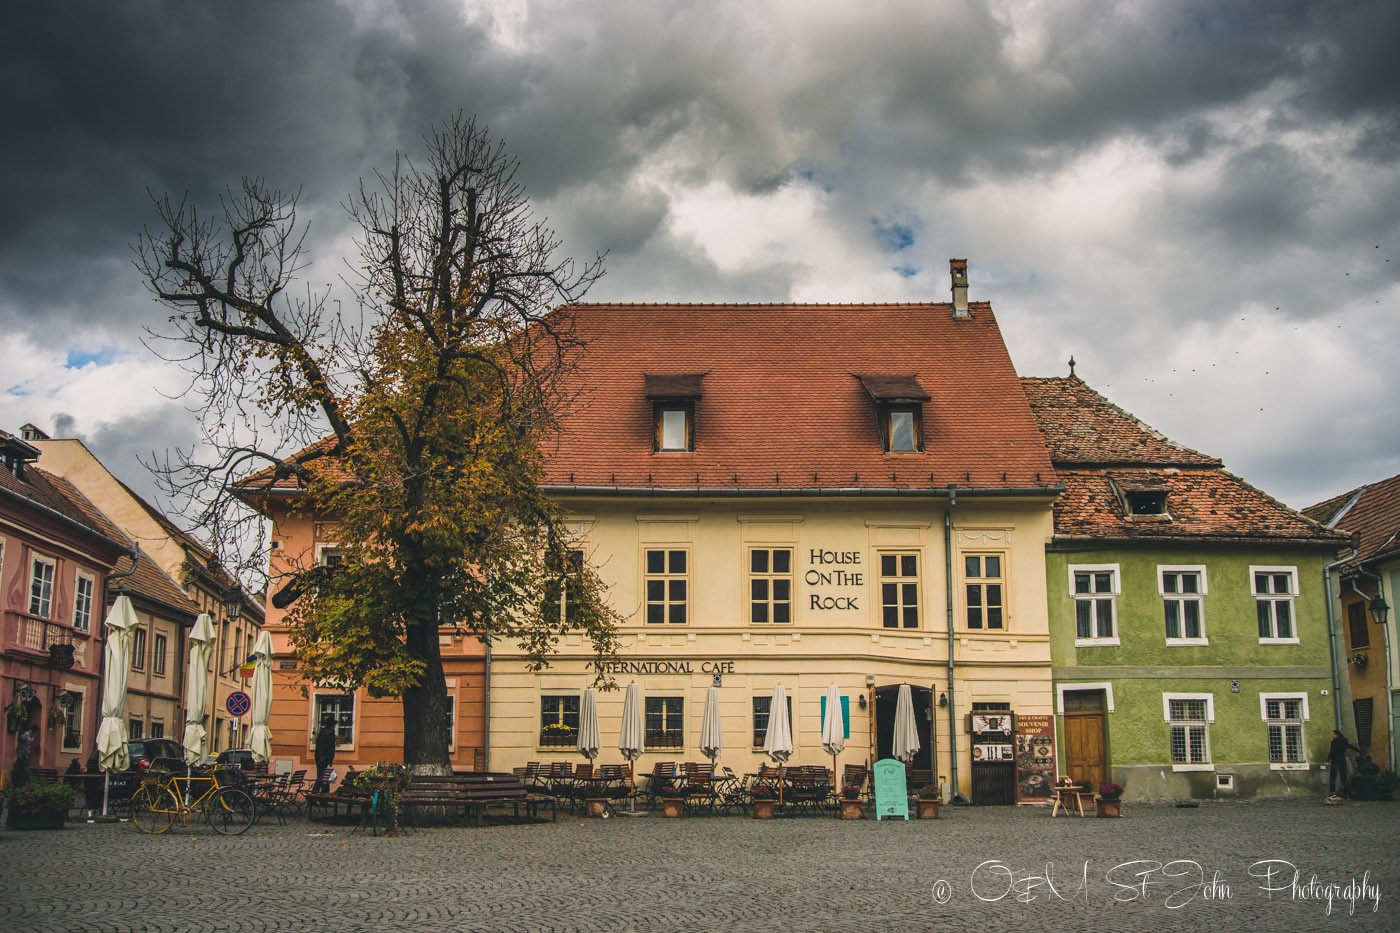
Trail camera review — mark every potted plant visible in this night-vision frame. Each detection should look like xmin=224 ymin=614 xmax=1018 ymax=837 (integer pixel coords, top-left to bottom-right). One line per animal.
xmin=1096 ymin=782 xmax=1124 ymax=818
xmin=577 ymin=783 xmax=609 ymax=818
xmin=353 ymin=762 xmax=411 ymax=834
xmin=541 ymin=722 xmax=577 ymax=747
xmin=750 ymin=783 xmax=775 ymax=820
xmin=5 ymin=778 xmax=75 ymax=830
xmin=657 ymin=783 xmax=685 ymax=818
xmin=915 ymin=784 xmax=940 ymax=819
xmin=47 ymin=707 xmax=67 ymax=731
xmin=839 ymin=784 xmax=864 ymax=820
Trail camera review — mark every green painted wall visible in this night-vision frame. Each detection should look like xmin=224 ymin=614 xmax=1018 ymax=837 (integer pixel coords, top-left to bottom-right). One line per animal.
xmin=1047 ymin=544 xmax=1339 ymax=798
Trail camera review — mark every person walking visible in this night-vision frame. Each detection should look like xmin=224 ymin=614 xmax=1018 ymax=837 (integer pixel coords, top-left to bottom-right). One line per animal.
xmin=312 ymin=720 xmax=337 ymax=794
xmin=1328 ymin=729 xmax=1360 ymax=799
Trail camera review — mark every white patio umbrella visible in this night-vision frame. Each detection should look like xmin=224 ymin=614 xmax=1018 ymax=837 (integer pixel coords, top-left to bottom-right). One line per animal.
xmin=821 ymin=684 xmax=845 ymax=785
xmin=181 ymin=613 xmax=216 ymax=766
xmin=699 ymin=686 xmax=724 ymax=771
xmin=96 ymin=594 xmax=139 ymax=814
xmin=761 ymin=684 xmax=794 ymax=805
xmin=617 ymin=681 xmax=644 ymax=811
xmin=248 ymin=631 xmax=275 ymax=764
xmin=577 ymin=688 xmax=601 ymax=761
xmin=892 ymin=683 xmax=921 ymax=764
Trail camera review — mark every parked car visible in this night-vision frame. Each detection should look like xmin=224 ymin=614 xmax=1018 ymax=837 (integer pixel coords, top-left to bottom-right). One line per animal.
xmin=215 ymin=748 xmax=257 ymax=771
xmin=82 ymin=737 xmax=186 ymax=806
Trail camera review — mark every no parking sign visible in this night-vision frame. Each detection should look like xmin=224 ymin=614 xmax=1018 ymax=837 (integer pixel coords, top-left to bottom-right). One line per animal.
xmin=226 ymin=691 xmax=251 ymax=717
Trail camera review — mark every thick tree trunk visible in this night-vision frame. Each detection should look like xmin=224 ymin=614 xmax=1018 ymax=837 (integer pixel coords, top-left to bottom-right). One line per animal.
xmin=401 ymin=568 xmax=453 ymax=775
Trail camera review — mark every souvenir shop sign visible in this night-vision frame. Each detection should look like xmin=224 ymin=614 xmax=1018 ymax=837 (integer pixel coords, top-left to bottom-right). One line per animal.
xmin=1015 ymin=714 xmax=1056 ymax=803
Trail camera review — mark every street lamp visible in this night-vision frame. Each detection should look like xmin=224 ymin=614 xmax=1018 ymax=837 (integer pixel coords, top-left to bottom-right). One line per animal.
xmin=224 ymin=589 xmax=242 ymax=622
xmin=1370 ymin=594 xmax=1390 ymax=626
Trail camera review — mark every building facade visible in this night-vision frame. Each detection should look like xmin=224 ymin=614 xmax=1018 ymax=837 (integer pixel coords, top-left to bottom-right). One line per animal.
xmin=27 ymin=429 xmax=261 ymax=756
xmin=1305 ymin=472 xmax=1400 ymax=770
xmin=1024 ymin=376 xmax=1348 ymax=800
xmin=1 ymin=430 xmax=128 ymax=780
xmin=489 ymin=268 xmax=1062 ymax=803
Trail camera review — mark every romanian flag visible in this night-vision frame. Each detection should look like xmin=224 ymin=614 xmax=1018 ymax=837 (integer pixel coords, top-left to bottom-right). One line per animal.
xmin=238 ymin=654 xmax=257 ymax=680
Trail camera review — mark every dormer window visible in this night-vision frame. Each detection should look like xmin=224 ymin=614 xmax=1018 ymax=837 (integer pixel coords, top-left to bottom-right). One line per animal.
xmin=857 ymin=374 xmax=929 ymax=453
xmin=1126 ymin=490 xmax=1168 ymax=516
xmin=646 ymin=374 xmax=704 ymax=453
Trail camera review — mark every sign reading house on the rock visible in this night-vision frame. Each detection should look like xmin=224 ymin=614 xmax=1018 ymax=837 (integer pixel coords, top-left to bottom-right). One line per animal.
xmin=806 ymin=548 xmax=863 ymax=611
xmin=603 ymin=660 xmax=736 ymax=675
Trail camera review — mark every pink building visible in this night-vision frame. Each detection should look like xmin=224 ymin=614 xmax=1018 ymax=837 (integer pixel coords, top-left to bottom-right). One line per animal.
xmin=1 ymin=430 xmax=128 ymax=780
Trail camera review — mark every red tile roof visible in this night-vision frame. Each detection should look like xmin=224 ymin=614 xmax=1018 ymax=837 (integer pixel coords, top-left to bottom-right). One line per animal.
xmin=1023 ymin=377 xmax=1344 ymax=545
xmin=1021 ymin=376 xmax=1220 ymax=467
xmin=1305 ymin=472 xmax=1400 ymax=567
xmin=543 ymin=302 xmax=1056 ymax=491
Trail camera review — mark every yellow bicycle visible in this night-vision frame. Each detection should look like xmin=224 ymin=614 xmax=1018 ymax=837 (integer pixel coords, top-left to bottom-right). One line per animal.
xmin=129 ymin=766 xmax=256 ymax=835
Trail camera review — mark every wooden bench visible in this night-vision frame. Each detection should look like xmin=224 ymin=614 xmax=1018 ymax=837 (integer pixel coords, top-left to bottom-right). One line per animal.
xmin=305 ymin=770 xmax=372 ymax=823
xmin=400 ymin=772 xmax=555 ymax=827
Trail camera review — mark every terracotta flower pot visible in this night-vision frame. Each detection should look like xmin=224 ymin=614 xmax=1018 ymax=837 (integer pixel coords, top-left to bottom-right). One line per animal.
xmin=916 ymin=798 xmax=940 ymax=819
xmin=840 ymin=799 xmax=864 ymax=820
xmin=1096 ymin=798 xmax=1121 ymax=818
xmin=751 ymin=798 xmax=775 ymax=820
xmin=661 ymin=798 xmax=685 ymax=818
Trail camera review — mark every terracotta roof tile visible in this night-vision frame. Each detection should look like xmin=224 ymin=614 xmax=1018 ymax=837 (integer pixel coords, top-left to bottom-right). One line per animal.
xmin=1023 ymin=377 xmax=1345 ymax=545
xmin=544 ymin=303 xmax=1055 ymax=490
xmin=1021 ymin=376 xmax=1220 ymax=467
xmin=1306 ymin=472 xmax=1400 ymax=566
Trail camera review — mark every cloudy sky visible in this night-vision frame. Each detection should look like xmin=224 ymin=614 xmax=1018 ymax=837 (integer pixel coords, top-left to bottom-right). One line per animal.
xmin=3 ymin=0 xmax=1398 ymax=523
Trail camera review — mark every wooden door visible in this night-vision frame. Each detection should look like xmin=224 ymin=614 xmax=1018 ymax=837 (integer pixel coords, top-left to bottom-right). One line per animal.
xmin=1061 ymin=690 xmax=1107 ymax=790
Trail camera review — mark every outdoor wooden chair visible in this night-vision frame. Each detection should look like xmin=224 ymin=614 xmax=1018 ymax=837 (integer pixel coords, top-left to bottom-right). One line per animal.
xmin=641 ymin=762 xmax=676 ymax=810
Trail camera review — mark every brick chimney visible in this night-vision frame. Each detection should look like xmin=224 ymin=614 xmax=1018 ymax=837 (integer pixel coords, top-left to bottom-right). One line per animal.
xmin=950 ymin=259 xmax=969 ymax=318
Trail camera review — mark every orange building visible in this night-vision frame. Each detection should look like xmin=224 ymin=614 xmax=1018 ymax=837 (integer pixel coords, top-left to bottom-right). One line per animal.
xmin=240 ymin=502 xmax=487 ymax=775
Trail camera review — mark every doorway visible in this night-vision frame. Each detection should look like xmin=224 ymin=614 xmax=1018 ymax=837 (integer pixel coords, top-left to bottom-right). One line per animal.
xmin=1061 ymin=690 xmax=1108 ymax=790
xmin=874 ymin=684 xmax=933 ymax=771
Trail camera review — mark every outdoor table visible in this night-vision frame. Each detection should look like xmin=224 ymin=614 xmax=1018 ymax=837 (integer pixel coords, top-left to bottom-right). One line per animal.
xmin=1050 ymin=785 xmax=1093 ymax=817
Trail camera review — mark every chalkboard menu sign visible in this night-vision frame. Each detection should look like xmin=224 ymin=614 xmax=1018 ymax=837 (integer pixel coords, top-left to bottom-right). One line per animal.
xmin=873 ymin=758 xmax=909 ymax=821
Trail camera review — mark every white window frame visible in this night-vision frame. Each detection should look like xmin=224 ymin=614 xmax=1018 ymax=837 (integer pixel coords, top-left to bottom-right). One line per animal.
xmin=315 ymin=543 xmax=344 ymax=566
xmin=73 ymin=570 xmax=95 ymax=632
xmin=879 ymin=551 xmax=922 ymax=629
xmin=962 ymin=552 xmax=1007 ymax=631
xmin=29 ymin=554 xmax=56 ymax=618
xmin=1259 ymin=692 xmax=1310 ymax=770
xmin=1069 ymin=564 xmax=1120 ymax=646
xmin=748 ymin=546 xmax=794 ymax=625
xmin=643 ymin=547 xmax=689 ymax=625
xmin=1163 ymin=692 xmax=1214 ymax=771
xmin=1158 ymin=565 xmax=1208 ymax=646
xmin=314 ymin=692 xmax=357 ymax=751
xmin=1251 ymin=565 xmax=1300 ymax=644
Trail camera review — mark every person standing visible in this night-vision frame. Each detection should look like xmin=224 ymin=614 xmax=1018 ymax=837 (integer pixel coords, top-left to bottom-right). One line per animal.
xmin=1328 ymin=730 xmax=1360 ymax=799
xmin=312 ymin=720 xmax=337 ymax=794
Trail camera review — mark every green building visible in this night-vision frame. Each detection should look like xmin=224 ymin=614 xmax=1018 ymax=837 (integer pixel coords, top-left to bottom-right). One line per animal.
xmin=1023 ymin=376 xmax=1348 ymax=801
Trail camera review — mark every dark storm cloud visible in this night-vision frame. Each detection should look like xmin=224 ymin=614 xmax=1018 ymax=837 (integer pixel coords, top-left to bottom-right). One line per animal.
xmin=1 ymin=0 xmax=1398 ymax=509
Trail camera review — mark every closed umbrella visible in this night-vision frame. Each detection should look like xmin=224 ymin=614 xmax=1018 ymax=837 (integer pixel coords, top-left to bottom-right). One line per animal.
xmin=248 ymin=631 xmax=274 ymax=764
xmin=181 ymin=613 xmax=216 ymax=766
xmin=617 ymin=681 xmax=644 ymax=811
xmin=821 ymin=683 xmax=845 ymax=787
xmin=577 ymin=688 xmax=601 ymax=761
xmin=96 ymin=595 xmax=139 ymax=815
xmin=892 ymin=683 xmax=921 ymax=764
xmin=761 ymin=684 xmax=793 ymax=805
xmin=699 ymin=686 xmax=724 ymax=771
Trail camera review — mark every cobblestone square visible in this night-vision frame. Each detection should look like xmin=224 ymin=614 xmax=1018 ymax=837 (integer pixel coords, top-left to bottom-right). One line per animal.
xmin=2 ymin=798 xmax=1396 ymax=932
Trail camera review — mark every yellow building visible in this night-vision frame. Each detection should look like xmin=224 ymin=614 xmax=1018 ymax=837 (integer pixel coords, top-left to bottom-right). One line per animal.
xmin=491 ymin=264 xmax=1061 ymax=803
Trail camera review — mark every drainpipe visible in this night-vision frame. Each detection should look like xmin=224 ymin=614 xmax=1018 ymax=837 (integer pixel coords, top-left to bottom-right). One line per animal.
xmin=482 ymin=637 xmax=492 ymax=772
xmin=944 ymin=485 xmax=963 ymax=802
xmin=1323 ymin=556 xmax=1350 ymax=730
